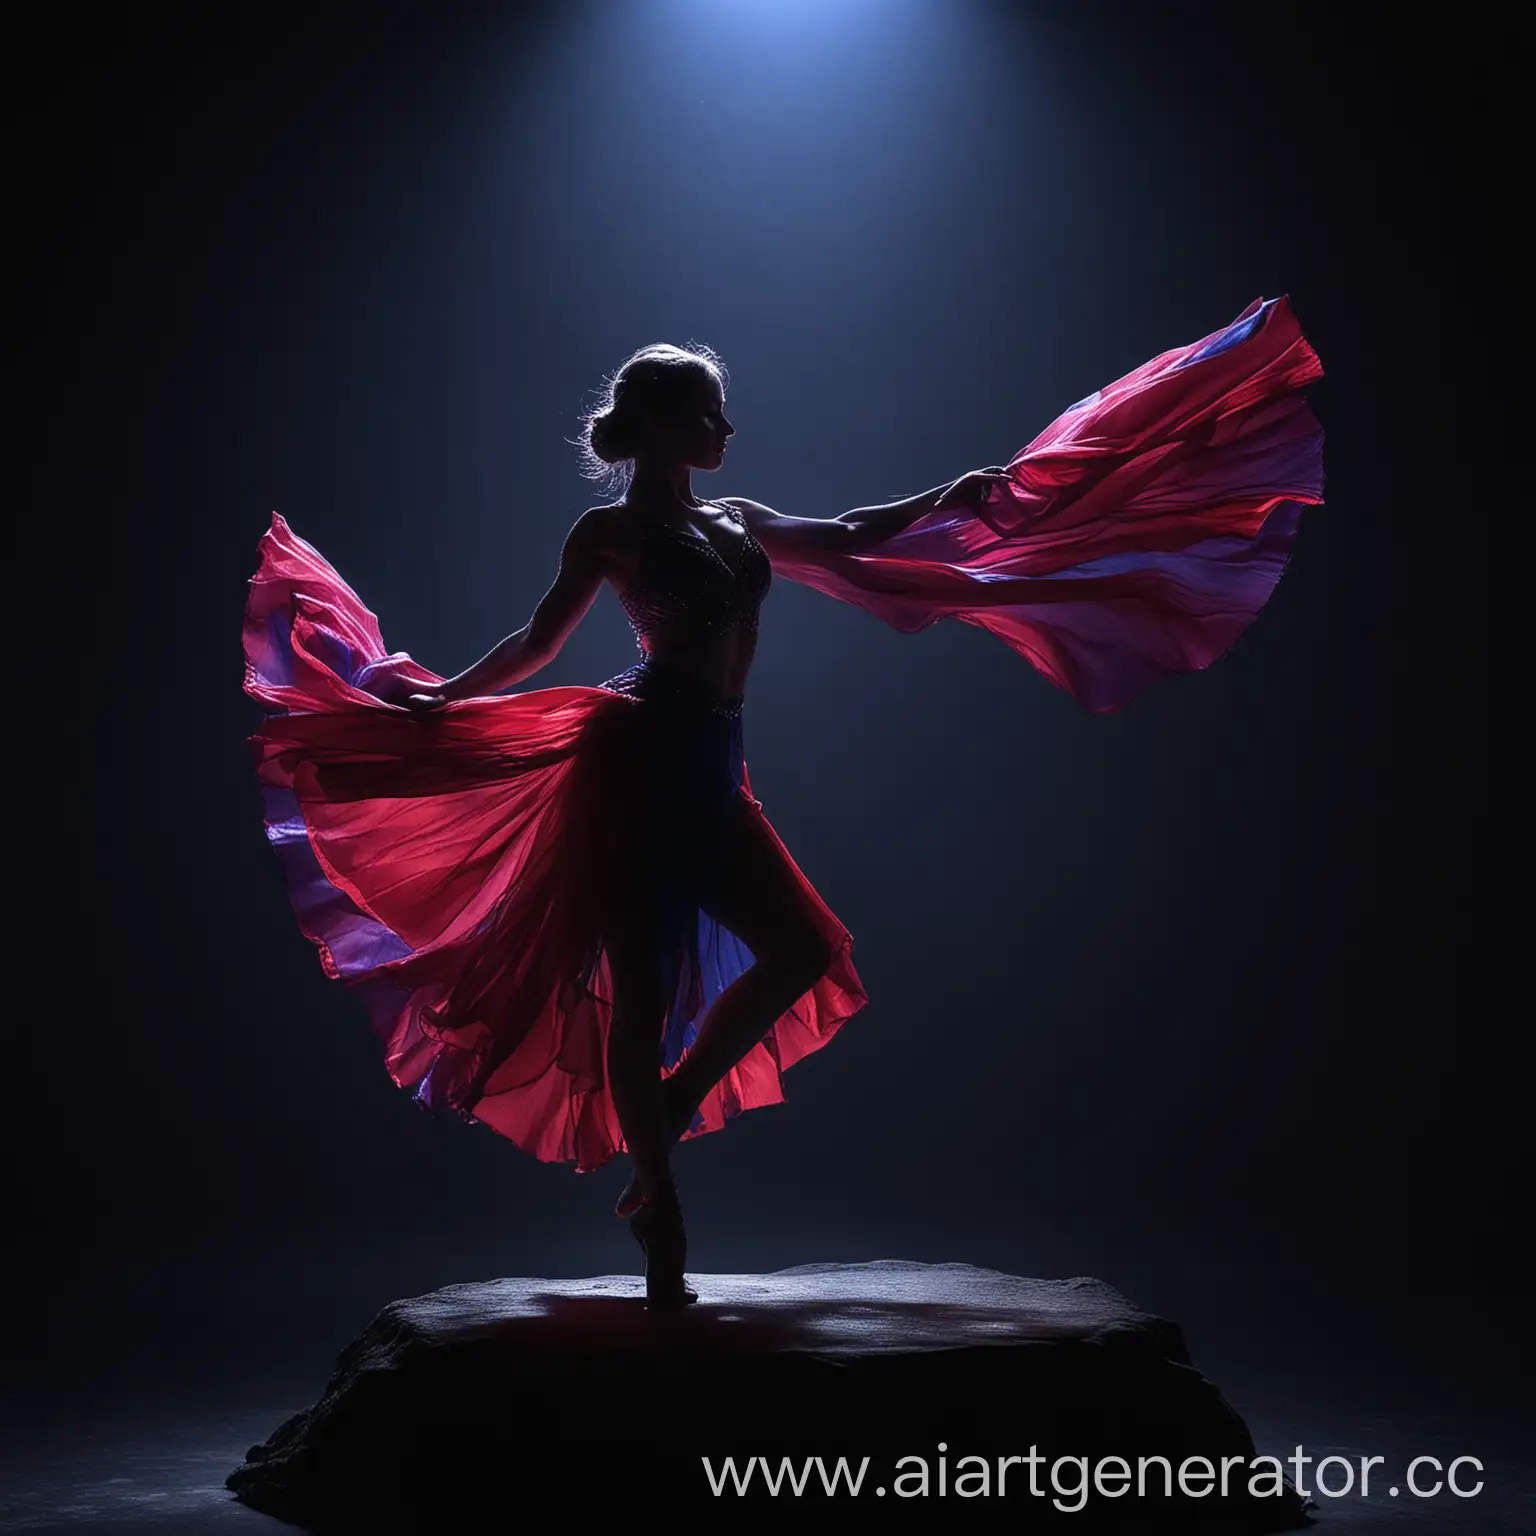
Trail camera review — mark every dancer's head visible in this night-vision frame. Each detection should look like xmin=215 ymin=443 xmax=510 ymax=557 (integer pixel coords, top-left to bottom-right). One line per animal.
xmin=578 ymin=343 xmax=732 ymax=494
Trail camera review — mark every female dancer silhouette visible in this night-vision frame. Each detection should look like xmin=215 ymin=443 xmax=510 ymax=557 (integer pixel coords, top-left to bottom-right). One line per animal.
xmin=243 ymin=299 xmax=1324 ymax=1307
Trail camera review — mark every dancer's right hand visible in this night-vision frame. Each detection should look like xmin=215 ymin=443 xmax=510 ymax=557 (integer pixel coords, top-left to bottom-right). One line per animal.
xmin=405 ymin=692 xmax=448 ymax=715
xmin=934 ymin=467 xmax=1015 ymax=513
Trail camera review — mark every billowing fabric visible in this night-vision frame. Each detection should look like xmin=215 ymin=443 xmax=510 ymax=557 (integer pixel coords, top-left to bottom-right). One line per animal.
xmin=770 ymin=295 xmax=1325 ymax=713
xmin=241 ymin=295 xmax=1322 ymax=1166
xmin=244 ymin=520 xmax=864 ymax=1172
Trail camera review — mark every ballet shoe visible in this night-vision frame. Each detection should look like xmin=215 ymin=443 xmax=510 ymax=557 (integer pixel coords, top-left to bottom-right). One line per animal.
xmin=630 ymin=1191 xmax=698 ymax=1308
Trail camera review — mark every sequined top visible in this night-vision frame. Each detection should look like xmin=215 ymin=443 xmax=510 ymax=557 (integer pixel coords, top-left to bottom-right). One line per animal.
xmin=617 ymin=501 xmax=772 ymax=650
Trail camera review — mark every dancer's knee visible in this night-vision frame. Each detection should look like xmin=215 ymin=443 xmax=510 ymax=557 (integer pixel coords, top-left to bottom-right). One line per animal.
xmin=606 ymin=967 xmax=665 ymax=1080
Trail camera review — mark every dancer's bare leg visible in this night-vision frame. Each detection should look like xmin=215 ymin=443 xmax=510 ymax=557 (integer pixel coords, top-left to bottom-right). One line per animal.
xmin=606 ymin=916 xmax=699 ymax=1304
xmin=616 ymin=804 xmax=836 ymax=1216
xmin=605 ymin=924 xmax=674 ymax=1209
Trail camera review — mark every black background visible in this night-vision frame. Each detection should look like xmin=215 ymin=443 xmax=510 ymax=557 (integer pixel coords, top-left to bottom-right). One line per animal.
xmin=12 ymin=0 xmax=1514 ymax=1416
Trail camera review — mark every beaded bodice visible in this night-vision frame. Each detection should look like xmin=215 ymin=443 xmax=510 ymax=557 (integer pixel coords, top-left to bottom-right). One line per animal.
xmin=617 ymin=501 xmax=771 ymax=649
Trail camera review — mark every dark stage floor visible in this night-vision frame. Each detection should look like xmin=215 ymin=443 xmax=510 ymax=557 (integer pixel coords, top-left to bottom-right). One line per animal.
xmin=3 ymin=1225 xmax=1528 ymax=1533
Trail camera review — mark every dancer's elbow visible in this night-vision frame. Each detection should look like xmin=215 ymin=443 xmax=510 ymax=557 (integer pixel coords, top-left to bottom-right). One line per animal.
xmin=519 ymin=628 xmax=562 ymax=670
xmin=828 ymin=515 xmax=883 ymax=552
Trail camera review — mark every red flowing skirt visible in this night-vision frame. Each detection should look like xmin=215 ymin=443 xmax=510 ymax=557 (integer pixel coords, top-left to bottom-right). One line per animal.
xmin=244 ymin=523 xmax=867 ymax=1172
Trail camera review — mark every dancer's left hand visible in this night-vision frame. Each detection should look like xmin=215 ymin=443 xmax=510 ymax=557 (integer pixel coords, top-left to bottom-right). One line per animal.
xmin=935 ymin=467 xmax=1014 ymax=512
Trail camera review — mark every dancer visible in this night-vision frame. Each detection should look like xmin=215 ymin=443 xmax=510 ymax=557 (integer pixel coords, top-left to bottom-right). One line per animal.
xmin=243 ymin=297 xmax=1323 ymax=1306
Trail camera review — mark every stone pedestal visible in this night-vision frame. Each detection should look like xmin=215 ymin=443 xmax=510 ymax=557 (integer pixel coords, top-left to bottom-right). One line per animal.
xmin=227 ymin=1259 xmax=1306 ymax=1530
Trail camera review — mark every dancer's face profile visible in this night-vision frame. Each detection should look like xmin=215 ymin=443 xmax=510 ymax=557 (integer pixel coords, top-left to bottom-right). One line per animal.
xmin=641 ymin=373 xmax=734 ymax=474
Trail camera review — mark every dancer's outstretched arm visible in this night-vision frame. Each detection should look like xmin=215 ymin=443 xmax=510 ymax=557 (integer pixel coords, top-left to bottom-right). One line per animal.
xmin=407 ymin=509 xmax=615 ymax=710
xmin=722 ymin=467 xmax=1012 ymax=556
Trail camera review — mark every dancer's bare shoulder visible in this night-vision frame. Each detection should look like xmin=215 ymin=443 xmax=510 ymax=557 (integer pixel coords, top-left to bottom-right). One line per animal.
xmin=569 ymin=501 xmax=646 ymax=585
xmin=713 ymin=495 xmax=853 ymax=553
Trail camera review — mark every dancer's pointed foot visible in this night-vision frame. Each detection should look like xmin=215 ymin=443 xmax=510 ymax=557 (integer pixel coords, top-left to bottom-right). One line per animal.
xmin=630 ymin=1186 xmax=697 ymax=1308
xmin=615 ymin=1081 xmax=696 ymax=1218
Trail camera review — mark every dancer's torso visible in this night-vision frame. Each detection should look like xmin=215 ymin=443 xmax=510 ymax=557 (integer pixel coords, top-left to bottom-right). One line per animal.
xmin=605 ymin=497 xmax=770 ymax=701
